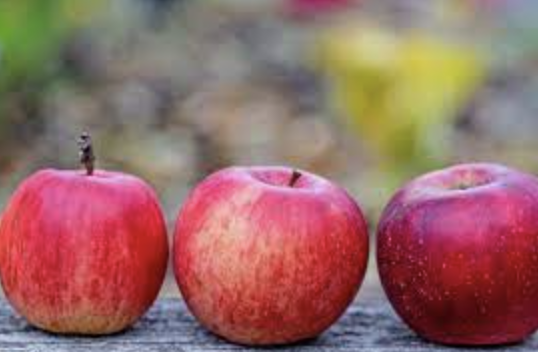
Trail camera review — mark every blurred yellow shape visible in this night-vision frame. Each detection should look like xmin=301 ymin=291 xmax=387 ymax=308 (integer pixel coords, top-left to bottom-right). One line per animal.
xmin=315 ymin=24 xmax=484 ymax=179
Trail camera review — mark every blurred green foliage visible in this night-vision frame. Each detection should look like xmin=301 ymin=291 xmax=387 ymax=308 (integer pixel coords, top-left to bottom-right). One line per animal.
xmin=0 ymin=1 xmax=105 ymax=83
xmin=0 ymin=1 xmax=64 ymax=88
xmin=0 ymin=0 xmax=103 ymax=139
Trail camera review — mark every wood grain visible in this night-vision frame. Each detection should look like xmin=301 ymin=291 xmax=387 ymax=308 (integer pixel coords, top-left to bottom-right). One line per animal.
xmin=0 ymin=298 xmax=535 ymax=351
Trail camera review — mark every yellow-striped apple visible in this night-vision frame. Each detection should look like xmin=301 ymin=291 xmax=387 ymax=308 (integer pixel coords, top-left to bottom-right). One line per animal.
xmin=174 ymin=166 xmax=369 ymax=345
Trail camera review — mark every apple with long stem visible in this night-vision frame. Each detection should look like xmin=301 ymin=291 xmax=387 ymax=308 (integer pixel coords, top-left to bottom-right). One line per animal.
xmin=0 ymin=133 xmax=168 ymax=335
xmin=173 ymin=166 xmax=369 ymax=345
xmin=377 ymin=163 xmax=538 ymax=345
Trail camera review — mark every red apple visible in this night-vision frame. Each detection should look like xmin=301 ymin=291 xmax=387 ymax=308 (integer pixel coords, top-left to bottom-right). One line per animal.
xmin=0 ymin=133 xmax=168 ymax=335
xmin=173 ymin=166 xmax=369 ymax=345
xmin=377 ymin=163 xmax=538 ymax=345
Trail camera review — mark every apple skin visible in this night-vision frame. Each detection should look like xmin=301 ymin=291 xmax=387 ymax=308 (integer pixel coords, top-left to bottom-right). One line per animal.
xmin=0 ymin=169 xmax=168 ymax=335
xmin=173 ymin=166 xmax=369 ymax=345
xmin=377 ymin=163 xmax=538 ymax=346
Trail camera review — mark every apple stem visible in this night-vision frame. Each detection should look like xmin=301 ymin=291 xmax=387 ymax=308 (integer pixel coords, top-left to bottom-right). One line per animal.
xmin=288 ymin=169 xmax=302 ymax=187
xmin=78 ymin=132 xmax=95 ymax=176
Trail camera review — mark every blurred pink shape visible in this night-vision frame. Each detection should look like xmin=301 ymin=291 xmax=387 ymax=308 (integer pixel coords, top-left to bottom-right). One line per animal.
xmin=286 ymin=0 xmax=355 ymax=17
xmin=467 ymin=0 xmax=509 ymax=10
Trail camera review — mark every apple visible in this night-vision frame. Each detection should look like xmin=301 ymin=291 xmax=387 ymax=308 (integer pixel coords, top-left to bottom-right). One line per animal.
xmin=173 ymin=166 xmax=369 ymax=345
xmin=377 ymin=163 xmax=538 ymax=345
xmin=0 ymin=133 xmax=168 ymax=335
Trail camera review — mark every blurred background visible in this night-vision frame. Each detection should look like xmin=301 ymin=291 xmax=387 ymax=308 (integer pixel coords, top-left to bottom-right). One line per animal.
xmin=1 ymin=0 xmax=538 ymax=297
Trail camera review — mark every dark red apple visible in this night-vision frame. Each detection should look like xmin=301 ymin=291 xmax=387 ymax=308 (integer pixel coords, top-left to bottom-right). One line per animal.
xmin=0 ymin=133 xmax=168 ymax=335
xmin=173 ymin=166 xmax=369 ymax=345
xmin=377 ymin=163 xmax=538 ymax=345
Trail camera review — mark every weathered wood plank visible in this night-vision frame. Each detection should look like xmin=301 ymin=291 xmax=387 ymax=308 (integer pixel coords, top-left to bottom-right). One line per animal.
xmin=0 ymin=299 xmax=535 ymax=351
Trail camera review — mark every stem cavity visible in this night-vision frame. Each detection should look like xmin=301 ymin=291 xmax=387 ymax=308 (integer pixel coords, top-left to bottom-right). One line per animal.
xmin=288 ymin=169 xmax=302 ymax=187
xmin=78 ymin=132 xmax=95 ymax=176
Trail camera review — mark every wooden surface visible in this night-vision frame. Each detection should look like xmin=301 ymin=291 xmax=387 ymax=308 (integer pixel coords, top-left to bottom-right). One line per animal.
xmin=0 ymin=298 xmax=536 ymax=352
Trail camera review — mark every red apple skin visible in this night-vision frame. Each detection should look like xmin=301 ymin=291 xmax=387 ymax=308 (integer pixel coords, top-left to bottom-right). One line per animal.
xmin=173 ymin=166 xmax=369 ymax=345
xmin=377 ymin=163 xmax=538 ymax=346
xmin=0 ymin=169 xmax=168 ymax=335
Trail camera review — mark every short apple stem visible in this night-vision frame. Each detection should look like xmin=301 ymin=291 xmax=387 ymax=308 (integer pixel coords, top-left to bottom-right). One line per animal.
xmin=78 ymin=132 xmax=95 ymax=176
xmin=288 ymin=169 xmax=302 ymax=187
